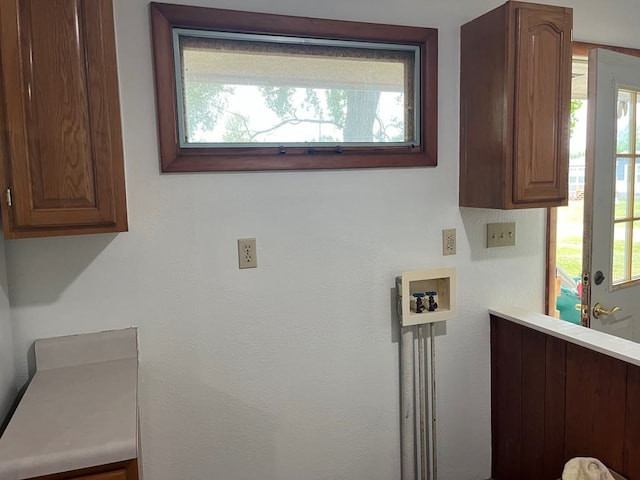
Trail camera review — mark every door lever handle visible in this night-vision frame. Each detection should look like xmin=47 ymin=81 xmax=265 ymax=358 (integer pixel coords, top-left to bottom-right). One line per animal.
xmin=592 ymin=303 xmax=621 ymax=319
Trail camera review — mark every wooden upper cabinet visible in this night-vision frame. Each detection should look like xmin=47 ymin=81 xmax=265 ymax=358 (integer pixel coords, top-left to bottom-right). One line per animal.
xmin=459 ymin=1 xmax=572 ymax=209
xmin=0 ymin=0 xmax=127 ymax=238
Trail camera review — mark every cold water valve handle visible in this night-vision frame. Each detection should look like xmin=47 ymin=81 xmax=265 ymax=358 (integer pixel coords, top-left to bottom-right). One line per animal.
xmin=425 ymin=291 xmax=438 ymax=312
xmin=413 ymin=293 xmax=426 ymax=313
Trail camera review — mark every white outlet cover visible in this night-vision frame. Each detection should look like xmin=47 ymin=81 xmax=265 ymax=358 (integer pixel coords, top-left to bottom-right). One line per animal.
xmin=238 ymin=238 xmax=257 ymax=269
xmin=442 ymin=228 xmax=456 ymax=256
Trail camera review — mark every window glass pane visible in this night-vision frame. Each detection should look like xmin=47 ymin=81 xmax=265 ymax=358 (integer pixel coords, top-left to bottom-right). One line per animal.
xmin=637 ymin=94 xmax=640 ymax=154
xmin=178 ymin=32 xmax=417 ymax=146
xmin=615 ymin=157 xmax=631 ymax=220
xmin=617 ymin=90 xmax=632 ymax=154
xmin=613 ymin=221 xmax=630 ymax=283
xmin=633 ymin=220 xmax=640 ymax=280
xmin=635 ymin=162 xmax=640 ymax=218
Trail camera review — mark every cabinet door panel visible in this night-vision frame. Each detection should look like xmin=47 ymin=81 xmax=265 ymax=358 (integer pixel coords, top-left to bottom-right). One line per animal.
xmin=512 ymin=6 xmax=570 ymax=204
xmin=23 ymin=0 xmax=95 ymax=210
xmin=0 ymin=0 xmax=127 ymax=236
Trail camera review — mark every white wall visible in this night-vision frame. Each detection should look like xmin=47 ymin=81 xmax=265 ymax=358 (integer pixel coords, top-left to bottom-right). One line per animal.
xmin=5 ymin=0 xmax=640 ymax=479
xmin=0 ymin=238 xmax=15 ymax=424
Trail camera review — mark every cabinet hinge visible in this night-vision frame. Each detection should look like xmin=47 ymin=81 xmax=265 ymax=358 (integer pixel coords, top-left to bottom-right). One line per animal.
xmin=6 ymin=187 xmax=12 ymax=207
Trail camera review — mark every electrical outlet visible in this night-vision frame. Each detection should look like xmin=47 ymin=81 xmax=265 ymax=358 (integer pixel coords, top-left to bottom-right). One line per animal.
xmin=238 ymin=238 xmax=257 ymax=269
xmin=487 ymin=222 xmax=516 ymax=248
xmin=442 ymin=228 xmax=456 ymax=256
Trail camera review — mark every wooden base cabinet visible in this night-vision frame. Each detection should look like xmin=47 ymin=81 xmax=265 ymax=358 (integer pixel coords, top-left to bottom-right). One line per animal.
xmin=26 ymin=460 xmax=138 ymax=480
xmin=0 ymin=0 xmax=128 ymax=238
xmin=490 ymin=315 xmax=640 ymax=479
xmin=459 ymin=1 xmax=572 ymax=209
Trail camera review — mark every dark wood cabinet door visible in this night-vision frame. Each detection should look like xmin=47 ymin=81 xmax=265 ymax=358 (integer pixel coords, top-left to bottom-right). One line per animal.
xmin=512 ymin=4 xmax=571 ymax=205
xmin=0 ymin=0 xmax=127 ymax=238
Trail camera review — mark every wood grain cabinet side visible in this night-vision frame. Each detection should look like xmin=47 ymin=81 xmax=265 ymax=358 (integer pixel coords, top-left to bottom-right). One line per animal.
xmin=459 ymin=1 xmax=572 ymax=209
xmin=0 ymin=0 xmax=128 ymax=238
xmin=26 ymin=459 xmax=138 ymax=480
xmin=70 ymin=470 xmax=126 ymax=480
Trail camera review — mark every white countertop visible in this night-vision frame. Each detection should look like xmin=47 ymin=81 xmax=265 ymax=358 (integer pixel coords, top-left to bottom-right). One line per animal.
xmin=0 ymin=329 xmax=138 ymax=480
xmin=491 ymin=306 xmax=640 ymax=367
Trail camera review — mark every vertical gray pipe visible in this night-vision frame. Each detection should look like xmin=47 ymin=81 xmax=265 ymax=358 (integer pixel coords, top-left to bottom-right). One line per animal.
xmin=418 ymin=325 xmax=428 ymax=480
xmin=430 ymin=323 xmax=438 ymax=480
xmin=401 ymin=325 xmax=417 ymax=480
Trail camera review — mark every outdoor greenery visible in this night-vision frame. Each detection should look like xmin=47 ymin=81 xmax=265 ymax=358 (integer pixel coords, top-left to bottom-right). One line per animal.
xmin=183 ymin=81 xmax=405 ymax=144
xmin=558 ymin=199 xmax=640 ymax=282
xmin=556 ymin=239 xmax=582 ymax=279
xmin=556 ymin=200 xmax=584 ymax=279
xmin=557 ymin=93 xmax=640 ymax=296
xmin=615 ymin=198 xmax=631 ymax=218
xmin=184 ymin=82 xmax=230 ymax=142
xmin=611 ymin=237 xmax=640 ymax=281
xmin=569 ymin=99 xmax=582 ymax=137
xmin=615 ymin=93 xmax=640 ymax=154
xmin=617 ymin=122 xmax=640 ymax=154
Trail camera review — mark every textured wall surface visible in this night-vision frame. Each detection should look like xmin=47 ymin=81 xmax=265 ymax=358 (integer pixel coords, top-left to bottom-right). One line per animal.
xmin=5 ymin=0 xmax=640 ymax=479
xmin=0 ymin=238 xmax=15 ymax=424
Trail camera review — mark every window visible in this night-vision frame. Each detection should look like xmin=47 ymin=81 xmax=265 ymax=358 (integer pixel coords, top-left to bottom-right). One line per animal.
xmin=612 ymin=88 xmax=640 ymax=284
xmin=150 ymin=3 xmax=438 ymax=172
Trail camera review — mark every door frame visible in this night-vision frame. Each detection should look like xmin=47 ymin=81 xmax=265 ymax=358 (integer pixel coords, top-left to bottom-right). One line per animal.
xmin=546 ymin=41 xmax=640 ymax=325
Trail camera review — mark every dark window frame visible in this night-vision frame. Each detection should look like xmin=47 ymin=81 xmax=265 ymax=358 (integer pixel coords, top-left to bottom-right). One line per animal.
xmin=150 ymin=2 xmax=438 ymax=172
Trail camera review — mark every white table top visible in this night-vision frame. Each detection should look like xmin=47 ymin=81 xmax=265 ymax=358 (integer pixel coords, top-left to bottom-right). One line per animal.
xmin=0 ymin=329 xmax=138 ymax=480
xmin=490 ymin=305 xmax=640 ymax=367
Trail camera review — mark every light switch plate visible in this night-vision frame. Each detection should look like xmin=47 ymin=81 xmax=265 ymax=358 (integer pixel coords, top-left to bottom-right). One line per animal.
xmin=487 ymin=222 xmax=516 ymax=248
